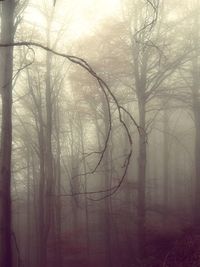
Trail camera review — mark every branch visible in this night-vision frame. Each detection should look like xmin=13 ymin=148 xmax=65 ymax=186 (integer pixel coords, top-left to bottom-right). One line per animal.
xmin=0 ymin=41 xmax=137 ymax=200
xmin=134 ymin=0 xmax=159 ymax=40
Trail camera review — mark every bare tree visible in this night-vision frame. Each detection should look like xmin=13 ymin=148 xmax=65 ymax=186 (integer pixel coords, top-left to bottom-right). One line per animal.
xmin=0 ymin=1 xmax=15 ymax=266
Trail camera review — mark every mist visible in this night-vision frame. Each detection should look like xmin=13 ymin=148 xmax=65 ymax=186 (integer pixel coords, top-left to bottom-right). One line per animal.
xmin=0 ymin=0 xmax=200 ymax=267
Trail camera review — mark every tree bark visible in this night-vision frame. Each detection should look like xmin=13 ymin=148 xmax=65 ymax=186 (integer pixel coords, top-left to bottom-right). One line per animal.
xmin=26 ymin=148 xmax=31 ymax=267
xmin=0 ymin=1 xmax=15 ymax=266
xmin=54 ymin=100 xmax=63 ymax=267
xmin=133 ymin=41 xmax=148 ymax=257
xmin=192 ymin=90 xmax=200 ymax=226
xmin=79 ymin=119 xmax=90 ymax=260
xmin=191 ymin=25 xmax=200 ymax=225
xmin=137 ymin=97 xmax=147 ymax=257
xmin=163 ymin=106 xmax=169 ymax=222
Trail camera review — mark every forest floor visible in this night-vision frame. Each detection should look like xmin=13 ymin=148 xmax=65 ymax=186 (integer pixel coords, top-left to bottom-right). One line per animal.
xmin=140 ymin=226 xmax=200 ymax=267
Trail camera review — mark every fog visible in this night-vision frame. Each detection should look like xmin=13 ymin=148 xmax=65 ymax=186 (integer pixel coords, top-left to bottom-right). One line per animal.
xmin=0 ymin=0 xmax=200 ymax=267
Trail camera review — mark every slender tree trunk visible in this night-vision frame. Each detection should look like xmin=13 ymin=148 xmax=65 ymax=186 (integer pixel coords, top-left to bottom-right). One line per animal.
xmin=104 ymin=151 xmax=112 ymax=267
xmin=69 ymin=121 xmax=80 ymax=233
xmin=137 ymin=98 xmax=146 ymax=257
xmin=191 ymin=26 xmax=200 ymax=225
xmin=38 ymin=23 xmax=54 ymax=267
xmin=80 ymin=120 xmax=90 ymax=260
xmin=44 ymin=49 xmax=54 ymax=249
xmin=191 ymin=1 xmax=200 ymax=227
xmin=102 ymin=98 xmax=112 ymax=267
xmin=54 ymin=101 xmax=63 ymax=267
xmin=93 ymin=101 xmax=112 ymax=266
xmin=37 ymin=118 xmax=46 ymax=267
xmin=163 ymin=106 xmax=169 ymax=222
xmin=132 ymin=31 xmax=148 ymax=257
xmin=152 ymin=135 xmax=158 ymax=207
xmin=192 ymin=95 xmax=200 ymax=226
xmin=26 ymin=148 xmax=31 ymax=267
xmin=31 ymin=154 xmax=39 ymax=267
xmin=0 ymin=1 xmax=15 ymax=266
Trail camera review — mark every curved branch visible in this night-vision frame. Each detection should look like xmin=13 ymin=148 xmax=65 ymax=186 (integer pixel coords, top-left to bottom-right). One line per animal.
xmin=0 ymin=41 xmax=137 ymax=199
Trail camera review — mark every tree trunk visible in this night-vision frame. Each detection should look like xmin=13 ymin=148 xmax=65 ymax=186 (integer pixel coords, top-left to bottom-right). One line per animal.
xmin=102 ymin=97 xmax=112 ymax=267
xmin=163 ymin=106 xmax=169 ymax=222
xmin=26 ymin=148 xmax=31 ymax=267
xmin=191 ymin=2 xmax=200 ymax=227
xmin=137 ymin=97 xmax=146 ymax=257
xmin=54 ymin=100 xmax=63 ymax=267
xmin=37 ymin=117 xmax=46 ymax=267
xmin=0 ymin=1 xmax=15 ymax=266
xmin=80 ymin=119 xmax=90 ymax=260
xmin=193 ymin=95 xmax=200 ymax=226
xmin=191 ymin=28 xmax=200 ymax=225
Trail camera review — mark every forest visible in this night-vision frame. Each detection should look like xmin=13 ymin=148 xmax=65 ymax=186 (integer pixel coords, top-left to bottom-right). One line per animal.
xmin=0 ymin=0 xmax=200 ymax=266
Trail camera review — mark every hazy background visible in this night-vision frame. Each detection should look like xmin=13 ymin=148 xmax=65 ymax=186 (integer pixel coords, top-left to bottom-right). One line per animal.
xmin=1 ymin=0 xmax=200 ymax=267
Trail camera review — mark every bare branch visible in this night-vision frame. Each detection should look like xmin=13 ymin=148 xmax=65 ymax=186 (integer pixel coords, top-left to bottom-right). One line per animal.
xmin=0 ymin=41 xmax=137 ymax=199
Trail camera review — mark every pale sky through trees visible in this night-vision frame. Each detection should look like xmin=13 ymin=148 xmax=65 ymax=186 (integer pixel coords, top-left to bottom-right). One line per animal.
xmin=25 ymin=0 xmax=121 ymax=39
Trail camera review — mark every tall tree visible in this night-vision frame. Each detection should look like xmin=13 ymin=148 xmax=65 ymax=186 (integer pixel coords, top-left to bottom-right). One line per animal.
xmin=190 ymin=4 xmax=200 ymax=226
xmin=0 ymin=1 xmax=15 ymax=266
